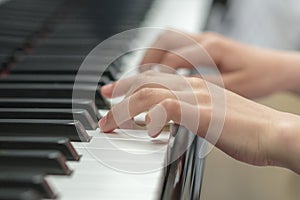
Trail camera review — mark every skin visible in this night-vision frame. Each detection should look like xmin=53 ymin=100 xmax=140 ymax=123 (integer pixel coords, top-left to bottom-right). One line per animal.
xmin=99 ymin=30 xmax=300 ymax=175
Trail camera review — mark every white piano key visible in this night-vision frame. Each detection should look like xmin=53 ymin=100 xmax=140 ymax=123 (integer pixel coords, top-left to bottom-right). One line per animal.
xmin=74 ymin=128 xmax=169 ymax=143
xmin=71 ymin=129 xmax=168 ymax=172
xmin=47 ymin=160 xmax=162 ymax=200
xmin=48 ymin=128 xmax=168 ymax=199
xmin=49 ymin=0 xmax=212 ymax=199
xmin=99 ymin=109 xmax=147 ymax=124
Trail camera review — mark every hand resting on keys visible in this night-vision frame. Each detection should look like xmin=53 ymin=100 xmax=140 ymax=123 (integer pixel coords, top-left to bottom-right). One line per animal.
xmin=99 ymin=31 xmax=300 ymax=175
xmin=139 ymin=29 xmax=300 ymax=98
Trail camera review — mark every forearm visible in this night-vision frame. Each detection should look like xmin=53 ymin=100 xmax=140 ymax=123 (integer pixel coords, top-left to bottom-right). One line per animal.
xmin=212 ymin=93 xmax=300 ymax=174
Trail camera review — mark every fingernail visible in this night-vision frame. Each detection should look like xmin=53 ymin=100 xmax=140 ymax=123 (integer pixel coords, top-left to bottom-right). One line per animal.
xmin=101 ymin=83 xmax=112 ymax=91
xmin=147 ymin=127 xmax=160 ymax=138
xmin=146 ymin=105 xmax=166 ymax=138
xmin=145 ymin=115 xmax=156 ymax=137
xmin=149 ymin=131 xmax=160 ymax=138
xmin=99 ymin=116 xmax=107 ymax=128
xmin=145 ymin=114 xmax=151 ymax=125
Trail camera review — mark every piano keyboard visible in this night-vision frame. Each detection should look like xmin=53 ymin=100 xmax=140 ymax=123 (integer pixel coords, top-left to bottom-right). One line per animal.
xmin=0 ymin=0 xmax=212 ymax=199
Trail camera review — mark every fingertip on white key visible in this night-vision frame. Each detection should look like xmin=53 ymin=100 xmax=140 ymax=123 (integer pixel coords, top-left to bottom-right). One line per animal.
xmin=99 ymin=109 xmax=148 ymax=125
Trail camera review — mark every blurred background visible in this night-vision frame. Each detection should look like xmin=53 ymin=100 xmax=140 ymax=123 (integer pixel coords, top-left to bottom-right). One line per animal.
xmin=202 ymin=0 xmax=300 ymax=199
xmin=1 ymin=0 xmax=300 ymax=199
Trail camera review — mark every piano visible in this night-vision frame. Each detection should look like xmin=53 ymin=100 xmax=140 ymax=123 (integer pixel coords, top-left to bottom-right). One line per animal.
xmin=0 ymin=0 xmax=212 ymax=199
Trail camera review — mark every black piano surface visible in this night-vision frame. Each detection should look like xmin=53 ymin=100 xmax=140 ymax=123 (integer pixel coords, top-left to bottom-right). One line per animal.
xmin=0 ymin=0 xmax=154 ymax=199
xmin=0 ymin=0 xmax=207 ymax=199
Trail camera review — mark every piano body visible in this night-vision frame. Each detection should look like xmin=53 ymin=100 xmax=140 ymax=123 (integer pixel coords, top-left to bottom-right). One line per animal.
xmin=0 ymin=0 xmax=212 ymax=199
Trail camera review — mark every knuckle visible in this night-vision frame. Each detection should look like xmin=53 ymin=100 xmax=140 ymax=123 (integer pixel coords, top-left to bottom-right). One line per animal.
xmin=135 ymin=75 xmax=147 ymax=86
xmin=201 ymin=31 xmax=220 ymax=40
xmin=155 ymin=31 xmax=172 ymax=48
xmin=199 ymin=106 xmax=212 ymax=119
xmin=142 ymin=71 xmax=151 ymax=76
xmin=188 ymin=77 xmax=205 ymax=88
xmin=195 ymin=91 xmax=211 ymax=104
xmin=163 ymin=52 xmax=182 ymax=64
xmin=200 ymin=32 xmax=225 ymax=49
xmin=161 ymin=98 xmax=178 ymax=110
xmin=136 ymin=88 xmax=155 ymax=100
xmin=162 ymin=52 xmax=181 ymax=68
xmin=162 ymin=98 xmax=181 ymax=118
xmin=142 ymin=70 xmax=156 ymax=76
xmin=188 ymin=77 xmax=200 ymax=85
xmin=164 ymin=52 xmax=177 ymax=60
xmin=203 ymin=38 xmax=223 ymax=50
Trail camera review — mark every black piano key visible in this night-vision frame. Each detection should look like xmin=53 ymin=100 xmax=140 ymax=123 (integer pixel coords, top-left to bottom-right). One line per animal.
xmin=10 ymin=62 xmax=117 ymax=80
xmin=0 ymin=98 xmax=101 ymax=120
xmin=32 ymin=44 xmax=96 ymax=56
xmin=106 ymin=65 xmax=118 ymax=80
xmin=16 ymin=55 xmax=90 ymax=67
xmin=0 ymin=12 xmax=51 ymax=23
xmin=0 ymin=55 xmax=10 ymax=68
xmin=0 ymin=84 xmax=108 ymax=108
xmin=0 ymin=21 xmax=44 ymax=32
xmin=0 ymin=188 xmax=42 ymax=200
xmin=9 ymin=67 xmax=117 ymax=81
xmin=0 ymin=27 xmax=38 ymax=38
xmin=0 ymin=74 xmax=109 ymax=86
xmin=1 ymin=0 xmax=63 ymax=11
xmin=0 ymin=136 xmax=81 ymax=161
xmin=0 ymin=150 xmax=72 ymax=175
xmin=49 ymin=30 xmax=103 ymax=39
xmin=36 ymin=36 xmax=131 ymax=54
xmin=52 ymin=23 xmax=111 ymax=32
xmin=0 ymin=119 xmax=91 ymax=142
xmin=36 ymin=38 xmax=102 ymax=46
xmin=0 ymin=108 xmax=97 ymax=130
xmin=10 ymin=54 xmax=119 ymax=77
xmin=0 ymin=37 xmax=25 ymax=55
xmin=0 ymin=6 xmax=52 ymax=19
xmin=0 ymin=20 xmax=42 ymax=32
xmin=0 ymin=171 xmax=56 ymax=199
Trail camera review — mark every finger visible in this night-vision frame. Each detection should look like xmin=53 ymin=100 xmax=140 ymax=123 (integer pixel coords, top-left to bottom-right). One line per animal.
xmin=159 ymin=44 xmax=216 ymax=72
xmin=145 ymin=99 xmax=201 ymax=137
xmin=191 ymin=32 xmax=229 ymax=69
xmin=140 ymin=32 xmax=226 ymax=72
xmin=101 ymin=71 xmax=165 ymax=98
xmin=193 ymin=32 xmax=224 ymax=44
xmin=99 ymin=88 xmax=176 ymax=132
xmin=102 ymin=70 xmax=192 ymax=99
xmin=123 ymin=71 xmax=189 ymax=97
xmin=142 ymin=42 xmax=220 ymax=73
xmin=100 ymin=75 xmax=137 ymax=98
xmin=139 ymin=29 xmax=199 ymax=72
xmin=139 ymin=48 xmax=167 ymax=72
xmin=124 ymin=80 xmax=209 ymax=106
xmin=99 ymin=85 xmax=212 ymax=133
xmin=122 ymin=76 xmax=211 ymax=105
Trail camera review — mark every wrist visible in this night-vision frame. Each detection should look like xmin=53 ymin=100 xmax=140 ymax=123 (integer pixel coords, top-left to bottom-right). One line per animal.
xmin=278 ymin=52 xmax=300 ymax=94
xmin=268 ymin=112 xmax=300 ymax=174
